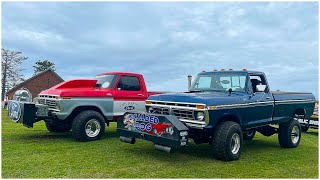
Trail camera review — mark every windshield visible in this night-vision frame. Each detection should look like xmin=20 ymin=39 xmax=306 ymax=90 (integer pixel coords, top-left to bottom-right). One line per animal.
xmin=190 ymin=74 xmax=247 ymax=92
xmin=95 ymin=74 xmax=118 ymax=88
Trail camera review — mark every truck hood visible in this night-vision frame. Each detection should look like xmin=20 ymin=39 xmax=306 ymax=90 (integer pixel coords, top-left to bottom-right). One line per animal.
xmin=40 ymin=79 xmax=112 ymax=97
xmin=148 ymin=91 xmax=246 ymax=106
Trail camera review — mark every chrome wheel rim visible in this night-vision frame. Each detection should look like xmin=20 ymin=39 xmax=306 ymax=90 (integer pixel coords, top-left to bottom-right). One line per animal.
xmin=85 ymin=119 xmax=101 ymax=138
xmin=231 ymin=133 xmax=241 ymax=155
xmin=291 ymin=125 xmax=300 ymax=144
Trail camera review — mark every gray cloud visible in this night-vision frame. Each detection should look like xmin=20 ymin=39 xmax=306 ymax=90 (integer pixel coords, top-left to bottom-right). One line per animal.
xmin=2 ymin=2 xmax=318 ymax=98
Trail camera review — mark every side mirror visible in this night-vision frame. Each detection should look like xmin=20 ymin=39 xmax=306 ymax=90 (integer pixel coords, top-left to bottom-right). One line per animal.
xmin=256 ymin=85 xmax=266 ymax=92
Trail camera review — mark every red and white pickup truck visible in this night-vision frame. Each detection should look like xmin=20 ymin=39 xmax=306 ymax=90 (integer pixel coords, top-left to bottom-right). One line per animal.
xmin=8 ymin=72 xmax=163 ymax=141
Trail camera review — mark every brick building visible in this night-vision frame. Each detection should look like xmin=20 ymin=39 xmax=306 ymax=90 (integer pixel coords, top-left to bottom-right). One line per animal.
xmin=6 ymin=69 xmax=64 ymax=100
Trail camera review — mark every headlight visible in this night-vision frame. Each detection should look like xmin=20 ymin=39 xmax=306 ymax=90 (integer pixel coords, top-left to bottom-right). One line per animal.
xmin=148 ymin=107 xmax=154 ymax=113
xmin=196 ymin=112 xmax=205 ymax=121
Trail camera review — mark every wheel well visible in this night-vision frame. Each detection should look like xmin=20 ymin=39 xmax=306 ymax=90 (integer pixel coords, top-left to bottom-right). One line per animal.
xmin=67 ymin=106 xmax=108 ymax=125
xmin=217 ymin=114 xmax=241 ymax=126
xmin=293 ymin=108 xmax=306 ymax=116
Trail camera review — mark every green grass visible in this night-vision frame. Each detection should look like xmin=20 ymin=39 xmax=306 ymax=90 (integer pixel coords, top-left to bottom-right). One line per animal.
xmin=2 ymin=109 xmax=318 ymax=178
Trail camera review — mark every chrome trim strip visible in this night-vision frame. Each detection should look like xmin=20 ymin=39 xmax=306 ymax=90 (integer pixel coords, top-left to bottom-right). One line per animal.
xmin=217 ymin=101 xmax=273 ymax=108
xmin=212 ymin=99 xmax=315 ymax=110
xmin=48 ymin=108 xmax=60 ymax=112
xmin=185 ymin=123 xmax=206 ymax=129
xmin=147 ymin=100 xmax=206 ymax=106
xmin=147 ymin=104 xmax=205 ymax=111
xmin=38 ymin=94 xmax=59 ymax=98
xmin=179 ymin=119 xmax=206 ymax=125
xmin=275 ymin=99 xmax=315 ymax=103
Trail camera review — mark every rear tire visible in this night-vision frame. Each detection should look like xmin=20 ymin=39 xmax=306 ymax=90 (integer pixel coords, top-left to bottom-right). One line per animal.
xmin=72 ymin=110 xmax=106 ymax=142
xmin=45 ymin=122 xmax=72 ymax=132
xmin=278 ymin=119 xmax=301 ymax=148
xmin=211 ymin=121 xmax=243 ymax=161
xmin=243 ymin=129 xmax=256 ymax=141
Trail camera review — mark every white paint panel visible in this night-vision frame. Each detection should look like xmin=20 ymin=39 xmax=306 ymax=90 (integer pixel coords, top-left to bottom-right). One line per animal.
xmin=113 ymin=100 xmax=146 ymax=116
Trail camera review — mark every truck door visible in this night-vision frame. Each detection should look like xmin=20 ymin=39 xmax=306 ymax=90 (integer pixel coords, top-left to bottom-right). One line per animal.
xmin=113 ymin=75 xmax=147 ymax=117
xmin=244 ymin=73 xmax=274 ymax=127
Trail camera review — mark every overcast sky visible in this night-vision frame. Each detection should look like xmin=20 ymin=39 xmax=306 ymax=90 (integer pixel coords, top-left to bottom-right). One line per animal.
xmin=2 ymin=2 xmax=319 ymax=98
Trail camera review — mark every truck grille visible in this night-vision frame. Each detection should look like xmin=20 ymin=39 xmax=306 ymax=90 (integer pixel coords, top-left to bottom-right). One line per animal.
xmin=147 ymin=101 xmax=207 ymax=129
xmin=150 ymin=107 xmax=195 ymax=120
xmin=38 ymin=95 xmax=59 ymax=111
xmin=172 ymin=109 xmax=194 ymax=120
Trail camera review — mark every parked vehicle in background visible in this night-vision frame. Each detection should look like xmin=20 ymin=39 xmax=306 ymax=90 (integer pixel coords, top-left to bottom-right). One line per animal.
xmin=118 ymin=69 xmax=316 ymax=161
xmin=7 ymin=72 xmax=163 ymax=141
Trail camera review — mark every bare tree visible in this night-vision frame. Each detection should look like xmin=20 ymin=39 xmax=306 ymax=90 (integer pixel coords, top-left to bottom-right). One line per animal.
xmin=1 ymin=49 xmax=27 ymax=101
xmin=33 ymin=60 xmax=55 ymax=75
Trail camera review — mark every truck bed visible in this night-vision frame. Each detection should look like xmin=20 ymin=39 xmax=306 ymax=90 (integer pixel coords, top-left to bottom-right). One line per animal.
xmin=271 ymin=91 xmax=315 ymax=123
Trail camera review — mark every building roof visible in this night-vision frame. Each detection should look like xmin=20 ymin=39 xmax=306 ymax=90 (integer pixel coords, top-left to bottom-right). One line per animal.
xmin=6 ymin=68 xmax=64 ymax=94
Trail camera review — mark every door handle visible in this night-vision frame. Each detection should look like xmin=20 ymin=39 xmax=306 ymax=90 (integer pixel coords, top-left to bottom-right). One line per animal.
xmin=138 ymin=94 xmax=143 ymax=96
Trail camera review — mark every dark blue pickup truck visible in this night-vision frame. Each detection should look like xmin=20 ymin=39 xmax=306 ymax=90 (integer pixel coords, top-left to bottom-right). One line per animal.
xmin=117 ymin=69 xmax=315 ymax=161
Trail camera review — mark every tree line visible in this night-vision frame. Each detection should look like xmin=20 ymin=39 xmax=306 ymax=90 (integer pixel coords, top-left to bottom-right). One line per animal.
xmin=1 ymin=48 xmax=56 ymax=101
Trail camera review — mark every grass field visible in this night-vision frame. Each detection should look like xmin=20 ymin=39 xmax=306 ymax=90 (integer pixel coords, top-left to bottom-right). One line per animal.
xmin=2 ymin=109 xmax=319 ymax=178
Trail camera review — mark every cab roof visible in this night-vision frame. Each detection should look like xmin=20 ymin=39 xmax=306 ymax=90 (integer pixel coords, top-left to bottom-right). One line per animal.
xmin=96 ymin=72 xmax=143 ymax=77
xmin=199 ymin=70 xmax=264 ymax=75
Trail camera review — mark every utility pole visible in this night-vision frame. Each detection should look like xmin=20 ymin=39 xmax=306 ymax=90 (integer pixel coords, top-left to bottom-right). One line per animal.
xmin=187 ymin=75 xmax=192 ymax=91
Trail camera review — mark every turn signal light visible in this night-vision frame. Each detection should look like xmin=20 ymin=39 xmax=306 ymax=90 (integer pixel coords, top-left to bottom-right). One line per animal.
xmin=208 ymin=106 xmax=217 ymax=109
xmin=62 ymin=97 xmax=72 ymax=99
xmin=146 ymin=101 xmax=151 ymax=105
xmin=221 ymin=68 xmax=225 ymax=71
xmin=243 ymin=68 xmax=247 ymax=71
xmin=202 ymin=70 xmax=206 ymax=72
xmin=229 ymin=68 xmax=233 ymax=71
xmin=196 ymin=105 xmax=205 ymax=109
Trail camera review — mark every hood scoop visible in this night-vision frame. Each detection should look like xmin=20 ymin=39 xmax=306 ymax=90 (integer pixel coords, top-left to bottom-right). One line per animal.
xmin=51 ymin=79 xmax=98 ymax=89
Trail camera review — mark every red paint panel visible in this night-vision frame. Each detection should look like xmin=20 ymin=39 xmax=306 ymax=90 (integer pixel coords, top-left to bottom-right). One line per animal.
xmin=39 ymin=72 xmax=164 ymax=100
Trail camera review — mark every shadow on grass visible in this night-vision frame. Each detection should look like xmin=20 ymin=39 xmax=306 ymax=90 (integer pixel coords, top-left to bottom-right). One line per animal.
xmin=303 ymin=131 xmax=318 ymax=136
xmin=11 ymin=129 xmax=120 ymax=142
xmin=121 ymin=138 xmax=283 ymax=162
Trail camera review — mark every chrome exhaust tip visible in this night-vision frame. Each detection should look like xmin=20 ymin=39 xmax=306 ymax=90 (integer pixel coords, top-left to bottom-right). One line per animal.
xmin=154 ymin=144 xmax=172 ymax=153
xmin=120 ymin=136 xmax=136 ymax=144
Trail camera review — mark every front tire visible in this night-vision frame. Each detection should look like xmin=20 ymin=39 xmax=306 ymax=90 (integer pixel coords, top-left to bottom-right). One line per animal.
xmin=211 ymin=121 xmax=243 ymax=161
xmin=72 ymin=110 xmax=106 ymax=142
xmin=278 ymin=119 xmax=301 ymax=148
xmin=45 ymin=122 xmax=72 ymax=132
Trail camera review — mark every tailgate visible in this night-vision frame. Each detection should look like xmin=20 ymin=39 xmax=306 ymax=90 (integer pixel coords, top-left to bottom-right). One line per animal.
xmin=117 ymin=112 xmax=189 ymax=148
